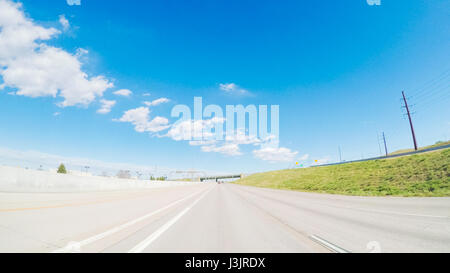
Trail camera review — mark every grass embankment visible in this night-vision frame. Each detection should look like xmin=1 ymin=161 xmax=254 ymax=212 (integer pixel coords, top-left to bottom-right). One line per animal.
xmin=389 ymin=140 xmax=450 ymax=155
xmin=236 ymin=148 xmax=450 ymax=197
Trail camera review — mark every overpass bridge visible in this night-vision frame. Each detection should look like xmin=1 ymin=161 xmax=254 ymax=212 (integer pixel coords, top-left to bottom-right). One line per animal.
xmin=200 ymin=174 xmax=243 ymax=182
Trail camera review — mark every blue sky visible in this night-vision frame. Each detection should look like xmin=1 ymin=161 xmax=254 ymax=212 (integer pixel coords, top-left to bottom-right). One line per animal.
xmin=0 ymin=0 xmax=449 ymax=176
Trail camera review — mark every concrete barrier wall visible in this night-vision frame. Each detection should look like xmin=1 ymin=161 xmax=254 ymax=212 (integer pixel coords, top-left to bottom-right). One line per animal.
xmin=0 ymin=166 xmax=201 ymax=193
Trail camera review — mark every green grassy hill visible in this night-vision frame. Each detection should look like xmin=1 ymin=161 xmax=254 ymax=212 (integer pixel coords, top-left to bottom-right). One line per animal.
xmin=389 ymin=140 xmax=450 ymax=155
xmin=236 ymin=148 xmax=450 ymax=197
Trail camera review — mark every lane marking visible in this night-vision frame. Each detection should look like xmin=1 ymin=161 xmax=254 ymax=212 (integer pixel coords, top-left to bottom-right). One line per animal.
xmin=52 ymin=188 xmax=208 ymax=253
xmin=128 ymin=187 xmax=213 ymax=253
xmin=226 ymin=185 xmax=332 ymax=253
xmin=309 ymin=235 xmax=350 ymax=253
xmin=345 ymin=207 xmax=450 ymax=219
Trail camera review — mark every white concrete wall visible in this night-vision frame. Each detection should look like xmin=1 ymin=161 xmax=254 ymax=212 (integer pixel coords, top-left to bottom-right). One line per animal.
xmin=0 ymin=166 xmax=201 ymax=193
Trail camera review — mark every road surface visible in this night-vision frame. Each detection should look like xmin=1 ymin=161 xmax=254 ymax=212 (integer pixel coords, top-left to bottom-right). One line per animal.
xmin=0 ymin=183 xmax=449 ymax=253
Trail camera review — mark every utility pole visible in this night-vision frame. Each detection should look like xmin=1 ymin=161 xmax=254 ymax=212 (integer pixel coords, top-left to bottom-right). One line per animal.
xmin=383 ymin=132 xmax=388 ymax=157
xmin=402 ymin=91 xmax=418 ymax=151
xmin=338 ymin=146 xmax=342 ymax=162
xmin=136 ymin=171 xmax=142 ymax=180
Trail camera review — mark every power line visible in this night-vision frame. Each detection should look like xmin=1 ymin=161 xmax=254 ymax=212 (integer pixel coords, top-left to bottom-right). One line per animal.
xmin=414 ymin=93 xmax=450 ymax=114
xmin=377 ymin=134 xmax=383 ymax=156
xmin=412 ymin=78 xmax=449 ymax=100
xmin=414 ymin=86 xmax=450 ymax=108
xmin=409 ymin=68 xmax=450 ymax=98
xmin=412 ymin=82 xmax=449 ymax=103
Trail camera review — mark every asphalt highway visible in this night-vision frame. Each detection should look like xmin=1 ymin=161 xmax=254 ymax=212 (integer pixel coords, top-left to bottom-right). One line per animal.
xmin=0 ymin=183 xmax=449 ymax=253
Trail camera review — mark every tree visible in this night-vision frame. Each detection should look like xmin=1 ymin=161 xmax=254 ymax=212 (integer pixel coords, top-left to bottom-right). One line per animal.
xmin=57 ymin=164 xmax=67 ymax=174
xmin=150 ymin=176 xmax=167 ymax=181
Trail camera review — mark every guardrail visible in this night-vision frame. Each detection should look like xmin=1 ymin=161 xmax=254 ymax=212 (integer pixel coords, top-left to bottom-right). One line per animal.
xmin=316 ymin=144 xmax=450 ymax=167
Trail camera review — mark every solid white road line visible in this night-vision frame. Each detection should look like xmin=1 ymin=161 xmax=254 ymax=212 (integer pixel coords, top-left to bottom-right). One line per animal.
xmin=52 ymin=188 xmax=207 ymax=253
xmin=309 ymin=235 xmax=350 ymax=253
xmin=128 ymin=187 xmax=213 ymax=253
xmin=345 ymin=206 xmax=450 ymax=219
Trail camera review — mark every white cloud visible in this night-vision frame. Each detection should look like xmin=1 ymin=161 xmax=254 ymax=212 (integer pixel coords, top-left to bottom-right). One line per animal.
xmin=143 ymin=97 xmax=170 ymax=107
xmin=0 ymin=1 xmax=59 ymax=62
xmin=53 ymin=112 xmax=61 ymax=116
xmin=298 ymin=154 xmax=309 ymax=161
xmin=97 ymin=99 xmax=116 ymax=114
xmin=0 ymin=0 xmax=113 ymax=107
xmin=113 ymin=89 xmax=132 ymax=97
xmin=225 ymin=129 xmax=261 ymax=145
xmin=166 ymin=118 xmax=225 ymax=141
xmin=219 ymin=83 xmax=237 ymax=92
xmin=142 ymin=93 xmax=151 ymax=97
xmin=219 ymin=83 xmax=250 ymax=96
xmin=167 ymin=122 xmax=277 ymax=157
xmin=59 ymin=14 xmax=69 ymax=31
xmin=253 ymin=147 xmax=298 ymax=162
xmin=75 ymin=48 xmax=88 ymax=57
xmin=2 ymin=46 xmax=113 ymax=106
xmin=115 ymin=107 xmax=170 ymax=133
xmin=189 ymin=140 xmax=217 ymax=146
xmin=201 ymin=143 xmax=242 ymax=156
xmin=66 ymin=0 xmax=81 ymax=6
xmin=0 ymin=1 xmax=58 ymax=56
